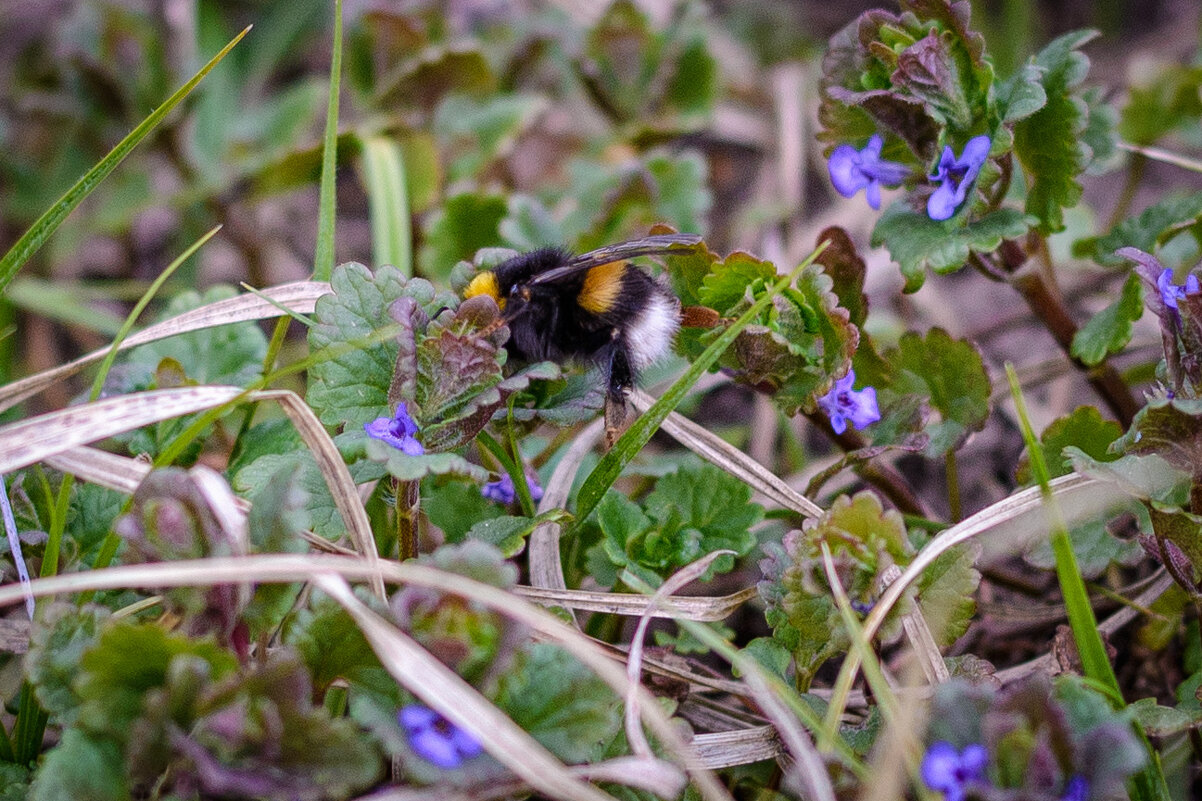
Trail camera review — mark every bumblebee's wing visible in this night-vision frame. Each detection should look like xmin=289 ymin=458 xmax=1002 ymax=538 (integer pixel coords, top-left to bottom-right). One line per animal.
xmin=528 ymin=233 xmax=702 ymax=286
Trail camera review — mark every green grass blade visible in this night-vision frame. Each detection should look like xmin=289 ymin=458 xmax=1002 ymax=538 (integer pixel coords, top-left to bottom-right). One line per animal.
xmin=313 ymin=0 xmax=344 ymax=281
xmin=0 ymin=26 xmax=251 ymax=296
xmin=358 ymin=135 xmax=412 ymax=276
xmin=571 ymin=245 xmax=827 ymax=530
xmin=5 ymin=279 xmax=125 ymax=337
xmin=1006 ymin=363 xmax=1169 ymax=801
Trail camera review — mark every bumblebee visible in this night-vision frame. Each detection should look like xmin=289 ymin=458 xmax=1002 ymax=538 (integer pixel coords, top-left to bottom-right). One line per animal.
xmin=463 ymin=233 xmax=701 ymax=433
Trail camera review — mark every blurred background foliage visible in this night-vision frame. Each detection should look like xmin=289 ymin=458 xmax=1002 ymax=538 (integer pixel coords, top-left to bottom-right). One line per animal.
xmin=0 ymin=0 xmax=1192 ymax=411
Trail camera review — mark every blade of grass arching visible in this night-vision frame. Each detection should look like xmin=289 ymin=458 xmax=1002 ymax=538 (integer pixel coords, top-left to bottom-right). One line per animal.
xmin=5 ymin=279 xmax=124 ymax=337
xmin=313 ymin=0 xmax=343 ymax=281
xmin=39 ymin=226 xmax=221 ymax=581
xmin=1006 ymin=364 xmax=1170 ymax=801
xmin=358 ymin=135 xmax=412 ymax=275
xmin=11 ymin=682 xmax=46 ymax=765
xmin=0 ymin=27 xmax=250 ymax=296
xmin=620 ymin=569 xmax=863 ymax=783
xmin=571 ymin=245 xmax=827 ymax=530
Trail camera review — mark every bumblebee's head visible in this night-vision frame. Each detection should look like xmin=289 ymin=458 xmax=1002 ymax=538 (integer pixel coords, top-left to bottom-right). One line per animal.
xmin=463 ymin=271 xmax=504 ymax=310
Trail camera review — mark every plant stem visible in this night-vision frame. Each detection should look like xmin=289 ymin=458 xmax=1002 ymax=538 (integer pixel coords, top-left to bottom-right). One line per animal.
xmin=988 ymin=240 xmax=1139 ymax=426
xmin=395 ymin=479 xmax=419 ymax=561
xmin=812 ymin=413 xmax=930 ymax=517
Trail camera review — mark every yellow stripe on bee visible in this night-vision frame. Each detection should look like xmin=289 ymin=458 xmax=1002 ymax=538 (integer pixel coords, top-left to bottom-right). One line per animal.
xmin=578 ymin=261 xmax=626 ymax=314
xmin=464 ymin=271 xmax=504 ymax=310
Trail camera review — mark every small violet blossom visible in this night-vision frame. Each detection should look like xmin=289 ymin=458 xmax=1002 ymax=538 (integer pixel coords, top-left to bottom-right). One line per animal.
xmin=927 ymin=135 xmax=991 ymax=221
xmin=817 ymin=369 xmax=880 ymax=435
xmin=827 ymin=134 xmax=909 ymax=210
xmin=1157 ymin=267 xmax=1199 ymax=311
xmin=399 ymin=704 xmax=483 ymax=769
xmin=921 ymin=741 xmax=989 ymax=801
xmin=481 ymin=473 xmax=545 ymax=505
xmin=1061 ymin=776 xmax=1089 ymax=801
xmin=365 ymin=402 xmax=424 ymax=456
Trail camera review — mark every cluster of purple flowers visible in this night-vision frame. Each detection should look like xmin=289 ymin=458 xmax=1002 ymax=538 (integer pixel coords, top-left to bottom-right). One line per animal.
xmin=1157 ymin=267 xmax=1200 ymax=312
xmin=921 ymin=741 xmax=1088 ymax=801
xmin=365 ymin=402 xmax=425 ymax=456
xmin=817 ymin=369 xmax=880 ymax=434
xmin=827 ymin=133 xmax=992 ymax=221
xmin=482 ymin=472 xmax=544 ymax=505
xmin=365 ymin=404 xmax=546 ymax=502
xmin=399 ymin=704 xmax=483 ymax=769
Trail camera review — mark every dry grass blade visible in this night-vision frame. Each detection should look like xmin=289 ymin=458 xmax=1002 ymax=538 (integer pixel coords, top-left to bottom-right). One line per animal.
xmin=361 ymin=755 xmax=687 ymax=801
xmin=825 ymin=473 xmax=1129 ymax=725
xmin=0 ymin=386 xmax=245 ymax=474
xmin=43 ymin=446 xmax=150 ymax=494
xmin=630 ymin=390 xmax=823 ymax=518
xmin=0 ymin=554 xmax=733 ymax=801
xmin=741 ymin=664 xmax=835 ymax=801
xmin=690 ymin=727 xmax=782 ymax=769
xmin=878 ymin=564 xmax=949 ymax=685
xmin=512 ymin=585 xmax=757 ymax=622
xmin=529 ymin=417 xmax=604 ymax=606
xmin=313 ymin=574 xmax=619 ymax=801
xmin=625 ymin=551 xmax=734 ymax=758
xmin=0 ymin=281 xmax=330 ymax=413
xmin=253 ymin=389 xmax=385 ymax=599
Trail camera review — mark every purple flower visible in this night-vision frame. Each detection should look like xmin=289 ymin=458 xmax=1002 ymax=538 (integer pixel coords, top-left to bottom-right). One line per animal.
xmin=817 ymin=369 xmax=880 ymax=435
xmin=1061 ymin=776 xmax=1089 ymax=801
xmin=828 ymin=134 xmax=910 ymax=210
xmin=399 ymin=704 xmax=483 ymax=768
xmin=481 ymin=473 xmax=544 ymax=505
xmin=921 ymin=741 xmax=989 ymax=801
xmin=927 ymin=135 xmax=991 ymax=221
xmin=365 ymin=402 xmax=424 ymax=456
xmin=1157 ymin=267 xmax=1199 ymax=311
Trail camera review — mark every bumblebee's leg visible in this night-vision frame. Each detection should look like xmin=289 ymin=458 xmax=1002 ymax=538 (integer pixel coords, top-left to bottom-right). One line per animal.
xmin=604 ymin=340 xmax=634 ymax=446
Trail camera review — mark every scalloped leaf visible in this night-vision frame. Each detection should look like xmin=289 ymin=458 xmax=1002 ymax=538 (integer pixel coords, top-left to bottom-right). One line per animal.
xmin=307 ymin=262 xmax=455 ymax=428
xmin=869 ymin=328 xmax=990 ymax=456
xmin=1013 ymin=30 xmax=1098 ymax=234
xmin=871 ymin=205 xmax=1034 ymax=292
xmin=1016 ymin=405 xmax=1123 ymax=485
xmin=1073 ymin=191 xmax=1202 ymax=266
xmin=1115 ymin=396 xmax=1202 ymax=479
xmin=1070 ymin=273 xmax=1143 ymax=366
xmin=758 ymin=492 xmax=913 ymax=685
xmin=916 ymin=542 xmax=980 ymax=646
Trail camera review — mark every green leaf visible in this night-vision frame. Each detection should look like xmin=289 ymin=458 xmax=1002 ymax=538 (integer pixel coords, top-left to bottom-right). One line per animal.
xmin=696 ymin=252 xmax=776 ymax=315
xmin=1012 ymin=30 xmax=1097 ymax=234
xmin=996 ymin=63 xmax=1047 ymax=123
xmin=1017 ymin=405 xmax=1123 ymax=484
xmin=307 ymin=262 xmax=455 ymax=428
xmin=494 ymin=644 xmax=621 ymax=764
xmin=1070 ymin=273 xmax=1143 ymax=366
xmin=1073 ymin=191 xmax=1202 ymax=266
xmin=1115 ymin=396 xmax=1202 ymax=479
xmin=915 ymin=543 xmax=980 ymax=646
xmin=465 ymin=510 xmax=569 ymax=557
xmin=364 ymin=442 xmax=490 ymax=483
xmin=126 ymin=286 xmax=268 ymax=387
xmin=0 ymin=26 xmax=249 ymax=296
xmin=1128 ymin=697 xmax=1202 ymax=737
xmin=74 ymin=622 xmax=238 ymax=739
xmin=423 ymin=478 xmax=504 ymax=542
xmin=759 ymin=491 xmax=914 ymax=685
xmin=241 ymin=463 xmax=310 ymax=633
xmin=28 ymin=729 xmax=126 ymax=801
xmin=1119 ymin=63 xmax=1202 ymax=145
xmin=376 ymin=44 xmax=496 ymax=111
xmin=27 ymin=603 xmax=112 ymax=724
xmin=815 ymin=226 xmax=868 ymax=329
xmin=284 ymin=593 xmax=380 ymax=694
xmin=417 ymin=192 xmax=507 ymax=281
xmin=871 ymin=205 xmax=1034 ymax=292
xmin=737 ymin=637 xmax=793 ymax=684
xmin=1024 ymin=515 xmax=1143 ymax=579
xmin=873 ymin=328 xmax=991 ymax=456
xmin=434 ymin=93 xmax=549 ymax=182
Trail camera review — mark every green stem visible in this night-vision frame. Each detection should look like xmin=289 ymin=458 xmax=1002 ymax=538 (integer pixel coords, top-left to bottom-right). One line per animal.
xmin=945 ymin=449 xmax=961 ymax=523
xmin=396 ymin=479 xmax=418 ymax=561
